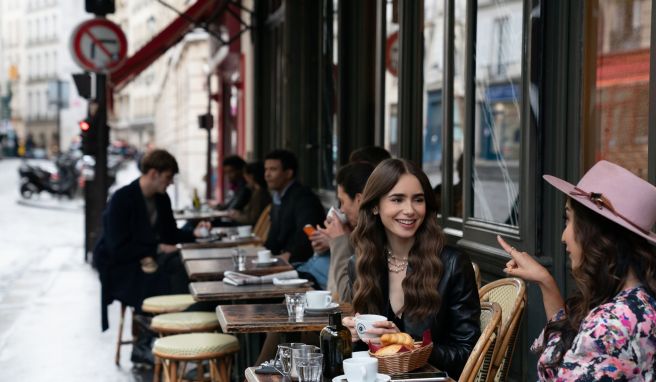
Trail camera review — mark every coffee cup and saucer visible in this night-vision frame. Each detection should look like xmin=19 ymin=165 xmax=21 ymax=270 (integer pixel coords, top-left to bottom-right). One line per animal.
xmin=253 ymin=250 xmax=278 ymax=266
xmin=304 ymin=291 xmax=339 ymax=314
xmin=332 ymin=357 xmax=390 ymax=382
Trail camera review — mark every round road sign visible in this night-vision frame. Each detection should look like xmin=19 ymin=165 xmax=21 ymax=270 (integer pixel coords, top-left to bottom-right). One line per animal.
xmin=70 ymin=18 xmax=127 ymax=72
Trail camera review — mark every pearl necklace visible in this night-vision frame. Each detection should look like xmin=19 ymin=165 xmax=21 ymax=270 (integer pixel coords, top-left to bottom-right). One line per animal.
xmin=385 ymin=247 xmax=409 ymax=273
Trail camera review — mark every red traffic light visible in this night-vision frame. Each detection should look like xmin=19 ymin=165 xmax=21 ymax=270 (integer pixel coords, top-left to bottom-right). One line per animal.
xmin=79 ymin=120 xmax=91 ymax=132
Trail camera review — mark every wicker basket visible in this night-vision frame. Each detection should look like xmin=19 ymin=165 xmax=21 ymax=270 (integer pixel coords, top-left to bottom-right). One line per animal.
xmin=369 ymin=342 xmax=433 ymax=375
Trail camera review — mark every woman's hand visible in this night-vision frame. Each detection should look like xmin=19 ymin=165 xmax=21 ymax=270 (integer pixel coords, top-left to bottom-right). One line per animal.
xmin=318 ymin=215 xmax=350 ymax=240
xmin=497 ymin=235 xmax=564 ymax=319
xmin=310 ymin=228 xmax=330 ymax=253
xmin=363 ymin=321 xmax=401 ymax=345
xmin=497 ymin=235 xmax=553 ymax=285
xmin=342 ymin=315 xmax=359 ymax=342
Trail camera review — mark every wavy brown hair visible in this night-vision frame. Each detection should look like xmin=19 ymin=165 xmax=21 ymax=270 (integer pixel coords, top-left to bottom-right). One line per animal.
xmin=351 ymin=159 xmax=445 ymax=322
xmin=537 ymin=197 xmax=656 ymax=369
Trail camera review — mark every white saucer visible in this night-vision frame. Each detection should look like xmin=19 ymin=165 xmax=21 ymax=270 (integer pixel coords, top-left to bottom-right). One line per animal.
xmin=253 ymin=258 xmax=278 ymax=266
xmin=305 ymin=302 xmax=340 ymax=314
xmin=273 ymin=278 xmax=309 ymax=286
xmin=230 ymin=233 xmax=256 ymax=240
xmin=332 ymin=373 xmax=390 ymax=382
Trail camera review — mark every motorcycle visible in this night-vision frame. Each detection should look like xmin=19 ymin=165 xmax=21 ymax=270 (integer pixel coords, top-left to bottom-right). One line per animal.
xmin=19 ymin=152 xmax=81 ymax=199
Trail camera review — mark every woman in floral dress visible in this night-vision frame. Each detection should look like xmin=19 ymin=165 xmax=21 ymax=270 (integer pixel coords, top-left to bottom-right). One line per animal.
xmin=498 ymin=160 xmax=656 ymax=380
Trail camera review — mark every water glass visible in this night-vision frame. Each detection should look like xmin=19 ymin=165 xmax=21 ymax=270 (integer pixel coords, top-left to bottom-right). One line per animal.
xmin=285 ymin=293 xmax=306 ymax=321
xmin=232 ymin=248 xmax=246 ymax=271
xmin=296 ymin=353 xmax=323 ymax=382
xmin=291 ymin=344 xmax=320 ymax=380
xmin=274 ymin=343 xmax=296 ymax=377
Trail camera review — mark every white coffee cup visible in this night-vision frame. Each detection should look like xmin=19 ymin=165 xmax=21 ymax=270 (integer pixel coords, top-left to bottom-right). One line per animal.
xmin=343 ymin=357 xmax=378 ymax=382
xmin=237 ymin=225 xmax=252 ymax=237
xmin=197 ymin=226 xmax=209 ymax=237
xmin=257 ymin=250 xmax=272 ymax=262
xmin=305 ymin=290 xmax=332 ymax=308
xmin=351 ymin=351 xmax=371 ymax=358
xmin=354 ymin=314 xmax=387 ymax=340
xmin=328 ymin=206 xmax=348 ymax=224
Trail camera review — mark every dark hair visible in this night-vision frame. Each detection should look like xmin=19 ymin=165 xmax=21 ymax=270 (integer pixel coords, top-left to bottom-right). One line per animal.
xmin=140 ymin=149 xmax=179 ymax=174
xmin=349 ymin=146 xmax=391 ymax=167
xmin=222 ymin=155 xmax=246 ymax=170
xmin=245 ymin=161 xmax=267 ymax=189
xmin=264 ymin=149 xmax=298 ymax=177
xmin=351 ymin=158 xmax=444 ymax=322
xmin=336 ymin=162 xmax=375 ymax=199
xmin=537 ymin=197 xmax=656 ymax=371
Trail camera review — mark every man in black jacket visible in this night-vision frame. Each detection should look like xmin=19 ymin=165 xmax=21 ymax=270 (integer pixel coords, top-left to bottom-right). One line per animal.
xmin=93 ymin=149 xmax=209 ymax=362
xmin=263 ymin=149 xmax=325 ymax=263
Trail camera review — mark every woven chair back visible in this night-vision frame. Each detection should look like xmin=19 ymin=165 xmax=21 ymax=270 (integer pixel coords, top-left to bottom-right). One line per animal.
xmin=253 ymin=204 xmax=271 ymax=240
xmin=479 ymin=278 xmax=527 ymax=382
xmin=472 ymin=262 xmax=481 ymax=290
xmin=459 ymin=302 xmax=502 ymax=382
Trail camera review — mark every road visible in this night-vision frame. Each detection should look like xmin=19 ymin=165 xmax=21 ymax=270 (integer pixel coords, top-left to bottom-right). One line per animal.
xmin=0 ymin=158 xmax=150 ymax=381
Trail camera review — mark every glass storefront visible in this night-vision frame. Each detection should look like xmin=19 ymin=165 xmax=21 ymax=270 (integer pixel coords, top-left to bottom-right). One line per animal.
xmin=582 ymin=0 xmax=651 ymax=179
xmin=472 ymin=0 xmax=523 ymax=225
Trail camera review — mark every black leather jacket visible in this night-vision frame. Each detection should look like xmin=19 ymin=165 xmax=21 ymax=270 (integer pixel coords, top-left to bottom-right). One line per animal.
xmin=348 ymin=246 xmax=481 ymax=379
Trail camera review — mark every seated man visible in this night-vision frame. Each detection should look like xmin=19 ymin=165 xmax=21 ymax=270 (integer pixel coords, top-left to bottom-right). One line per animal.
xmin=212 ymin=155 xmax=251 ymax=211
xmin=310 ymin=162 xmax=374 ymax=301
xmin=93 ymin=149 xmax=209 ymax=362
xmin=264 ymin=149 xmax=325 ymax=263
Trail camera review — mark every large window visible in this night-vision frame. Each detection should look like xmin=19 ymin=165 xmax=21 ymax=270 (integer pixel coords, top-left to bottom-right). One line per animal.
xmin=472 ymin=0 xmax=523 ymax=226
xmin=383 ymin=0 xmax=400 ymax=157
xmin=582 ymin=0 xmax=651 ymax=178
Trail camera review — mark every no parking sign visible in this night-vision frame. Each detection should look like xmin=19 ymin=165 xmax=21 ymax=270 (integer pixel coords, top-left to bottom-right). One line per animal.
xmin=70 ymin=18 xmax=127 ymax=72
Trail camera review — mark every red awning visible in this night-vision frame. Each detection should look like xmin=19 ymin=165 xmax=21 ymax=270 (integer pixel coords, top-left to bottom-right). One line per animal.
xmin=110 ymin=0 xmax=217 ymax=89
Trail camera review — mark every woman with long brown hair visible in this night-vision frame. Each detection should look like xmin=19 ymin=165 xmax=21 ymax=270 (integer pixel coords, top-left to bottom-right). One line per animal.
xmin=499 ymin=160 xmax=656 ymax=380
xmin=343 ymin=159 xmax=480 ymax=379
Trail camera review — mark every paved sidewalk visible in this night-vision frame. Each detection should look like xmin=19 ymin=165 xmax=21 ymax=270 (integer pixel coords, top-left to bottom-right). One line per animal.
xmin=0 ymin=158 xmax=151 ymax=381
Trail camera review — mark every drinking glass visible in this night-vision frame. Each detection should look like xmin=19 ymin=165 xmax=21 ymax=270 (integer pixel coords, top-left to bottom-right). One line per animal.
xmin=285 ymin=293 xmax=306 ymax=321
xmin=232 ymin=248 xmax=246 ymax=271
xmin=291 ymin=344 xmax=320 ymax=380
xmin=274 ymin=343 xmax=300 ymax=377
xmin=296 ymin=353 xmax=323 ymax=382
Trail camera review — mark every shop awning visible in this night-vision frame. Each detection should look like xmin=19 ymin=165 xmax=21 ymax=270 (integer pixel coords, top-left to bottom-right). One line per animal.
xmin=110 ymin=0 xmax=218 ymax=89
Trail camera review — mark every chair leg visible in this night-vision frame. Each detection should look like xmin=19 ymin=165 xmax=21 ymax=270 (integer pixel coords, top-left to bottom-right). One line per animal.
xmin=115 ymin=303 xmax=127 ymax=366
xmin=153 ymin=355 xmax=162 ymax=382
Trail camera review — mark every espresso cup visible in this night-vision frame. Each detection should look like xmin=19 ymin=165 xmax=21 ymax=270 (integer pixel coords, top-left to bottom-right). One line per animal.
xmin=257 ymin=250 xmax=272 ymax=262
xmin=305 ymin=290 xmax=332 ymax=309
xmin=237 ymin=225 xmax=252 ymax=237
xmin=343 ymin=357 xmax=378 ymax=382
xmin=354 ymin=314 xmax=387 ymax=340
xmin=328 ymin=206 xmax=348 ymax=224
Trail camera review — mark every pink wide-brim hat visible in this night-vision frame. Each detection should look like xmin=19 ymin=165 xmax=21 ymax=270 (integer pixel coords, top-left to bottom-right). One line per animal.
xmin=544 ymin=160 xmax=656 ymax=244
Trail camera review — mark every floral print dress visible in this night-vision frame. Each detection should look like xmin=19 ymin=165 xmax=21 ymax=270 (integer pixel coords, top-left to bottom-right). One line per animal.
xmin=533 ymin=286 xmax=656 ymax=381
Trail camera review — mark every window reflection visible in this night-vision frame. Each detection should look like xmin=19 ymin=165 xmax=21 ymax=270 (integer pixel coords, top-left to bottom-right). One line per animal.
xmin=384 ymin=0 xmax=400 ymax=157
xmin=582 ymin=0 xmax=650 ymax=179
xmin=473 ymin=0 xmax=523 ymax=225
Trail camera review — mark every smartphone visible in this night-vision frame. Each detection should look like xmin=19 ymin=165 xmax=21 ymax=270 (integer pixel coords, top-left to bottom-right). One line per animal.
xmin=389 ymin=372 xmax=449 ymax=382
xmin=303 ymin=224 xmax=316 ymax=237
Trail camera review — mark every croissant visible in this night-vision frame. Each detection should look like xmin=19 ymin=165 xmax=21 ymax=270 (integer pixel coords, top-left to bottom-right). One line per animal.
xmin=380 ymin=332 xmax=414 ymax=347
xmin=374 ymin=344 xmax=403 ymax=356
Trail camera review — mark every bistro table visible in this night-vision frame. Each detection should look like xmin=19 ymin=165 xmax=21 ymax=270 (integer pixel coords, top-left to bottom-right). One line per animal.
xmin=189 ymin=281 xmax=314 ymax=302
xmin=244 ymin=365 xmax=455 ymax=382
xmin=185 ymin=257 xmax=294 ymax=281
xmin=180 ymin=246 xmax=266 ymax=262
xmin=216 ymin=302 xmax=353 ymax=334
xmin=177 ymin=235 xmax=262 ymax=250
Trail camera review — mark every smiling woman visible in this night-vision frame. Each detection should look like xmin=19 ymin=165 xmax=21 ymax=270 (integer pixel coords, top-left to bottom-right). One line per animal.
xmin=342 ymin=158 xmax=481 ymax=379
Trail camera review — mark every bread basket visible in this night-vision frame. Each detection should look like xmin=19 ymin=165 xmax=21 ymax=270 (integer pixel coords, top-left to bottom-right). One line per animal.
xmin=369 ymin=342 xmax=433 ymax=374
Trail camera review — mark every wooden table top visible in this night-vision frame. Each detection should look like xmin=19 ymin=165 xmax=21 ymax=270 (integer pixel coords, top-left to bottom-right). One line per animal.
xmin=180 ymin=246 xmax=266 ymax=262
xmin=185 ymin=257 xmax=294 ymax=281
xmin=189 ymin=281 xmax=313 ymax=302
xmin=174 ymin=209 xmax=230 ymax=220
xmin=177 ymin=235 xmax=262 ymax=250
xmin=216 ymin=302 xmax=353 ymax=334
xmin=244 ymin=364 xmax=453 ymax=382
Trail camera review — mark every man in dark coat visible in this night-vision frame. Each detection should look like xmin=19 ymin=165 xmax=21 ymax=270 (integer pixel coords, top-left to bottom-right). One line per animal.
xmin=93 ymin=149 xmax=208 ymax=336
xmin=263 ymin=149 xmax=325 ymax=263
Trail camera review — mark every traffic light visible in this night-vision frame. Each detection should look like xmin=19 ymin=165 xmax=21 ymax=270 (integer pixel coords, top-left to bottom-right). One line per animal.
xmin=80 ymin=119 xmax=97 ymax=155
xmin=85 ymin=0 xmax=115 ymax=15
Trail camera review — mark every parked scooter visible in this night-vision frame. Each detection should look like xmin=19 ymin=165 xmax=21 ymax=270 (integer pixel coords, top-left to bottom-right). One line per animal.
xmin=19 ymin=151 xmax=81 ymax=199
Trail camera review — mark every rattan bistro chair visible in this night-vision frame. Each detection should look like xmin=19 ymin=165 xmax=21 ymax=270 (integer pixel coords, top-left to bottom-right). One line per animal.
xmin=459 ymin=302 xmax=502 ymax=382
xmin=115 ymin=302 xmax=134 ymax=366
xmin=253 ymin=204 xmax=271 ymax=240
xmin=479 ymin=278 xmax=526 ymax=382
